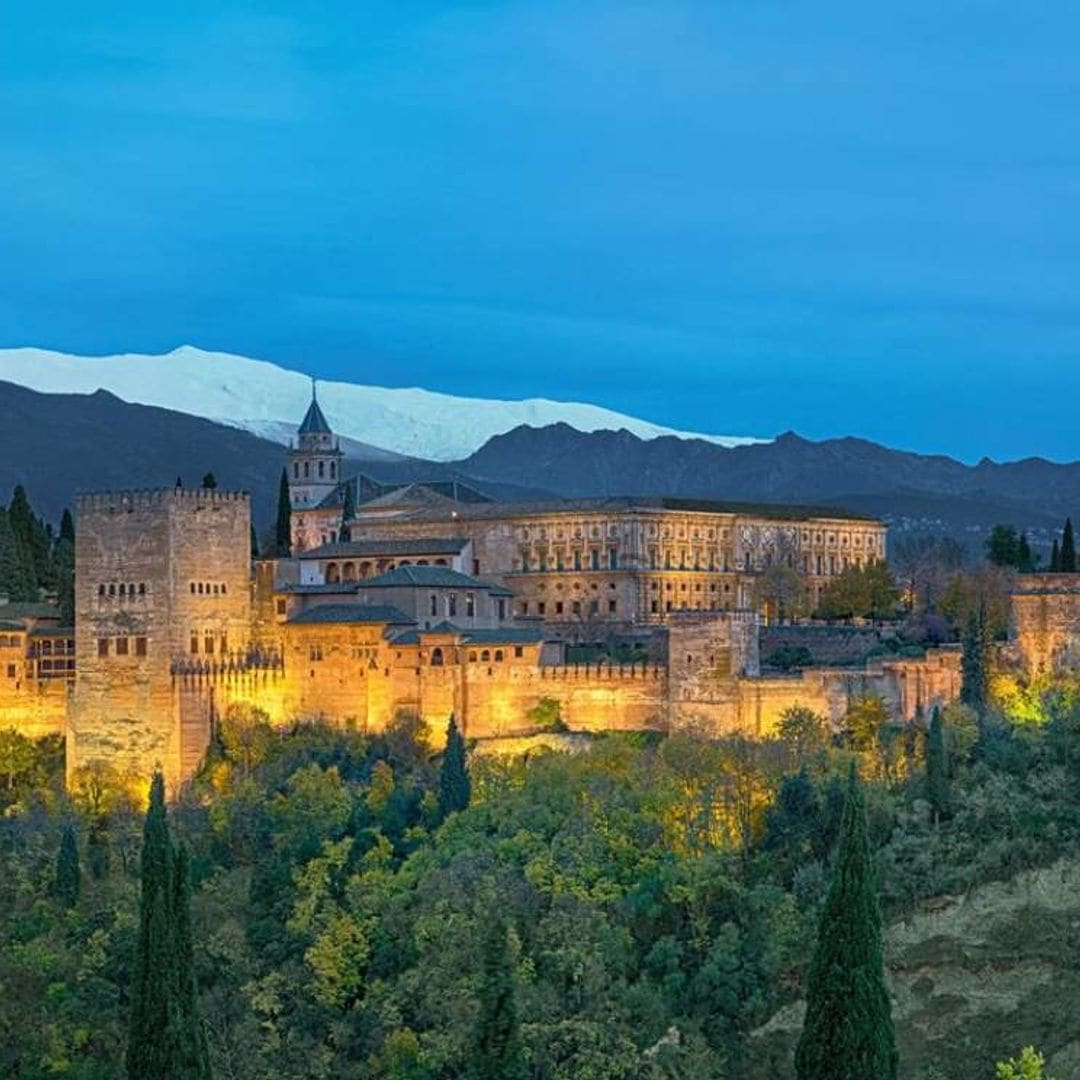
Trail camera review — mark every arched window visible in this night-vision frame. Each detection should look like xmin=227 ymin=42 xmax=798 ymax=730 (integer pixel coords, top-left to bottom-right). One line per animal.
xmin=431 ymin=647 xmax=444 ymax=667
xmin=330 ymin=462 xmax=336 ymax=479
xmin=99 ymin=584 xmax=106 ymax=596
xmin=326 ymin=562 xmax=341 ymax=584
xmin=481 ymin=650 xmax=490 ymax=662
xmin=304 ymin=462 xmax=310 ymax=478
xmin=318 ymin=461 xmax=325 ymax=479
xmin=293 ymin=462 xmax=299 ymax=479
xmin=494 ymin=650 xmax=504 ymax=662
xmin=118 ymin=583 xmax=126 ymax=596
xmin=343 ymin=562 xmax=356 ymax=582
xmin=468 ymin=651 xmax=477 ymax=662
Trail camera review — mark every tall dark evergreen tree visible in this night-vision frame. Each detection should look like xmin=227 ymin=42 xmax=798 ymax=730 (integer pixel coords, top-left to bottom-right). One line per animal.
xmin=9 ymin=485 xmax=50 ymax=589
xmin=960 ymin=607 xmax=988 ymax=714
xmin=173 ymin=843 xmax=212 ymax=1077
xmin=126 ymin=772 xmax=212 ymax=1079
xmin=438 ymin=715 xmax=471 ymax=820
xmin=1050 ymin=538 xmax=1062 ymax=572
xmin=1017 ymin=533 xmax=1033 ymax=572
xmin=59 ymin=508 xmax=75 ymax=545
xmin=795 ymin=766 xmax=897 ymax=1080
xmin=201 ymin=472 xmax=218 ymax=490
xmin=468 ymin=917 xmax=527 ymax=1080
xmin=127 ymin=772 xmax=177 ymax=1078
xmin=340 ymin=481 xmax=356 ymax=542
xmin=87 ymin=816 xmax=110 ymax=880
xmin=1062 ymin=518 xmax=1076 ymax=573
xmin=925 ymin=707 xmax=950 ymax=823
xmin=53 ymin=820 xmax=81 ymax=907
xmin=250 ymin=523 xmax=260 ymax=559
xmin=275 ymin=468 xmax=292 ymax=557
xmin=0 ymin=507 xmax=36 ymax=601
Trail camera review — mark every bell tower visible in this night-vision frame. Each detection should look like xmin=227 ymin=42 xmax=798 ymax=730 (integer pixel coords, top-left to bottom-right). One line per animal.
xmin=288 ymin=380 xmax=343 ymax=517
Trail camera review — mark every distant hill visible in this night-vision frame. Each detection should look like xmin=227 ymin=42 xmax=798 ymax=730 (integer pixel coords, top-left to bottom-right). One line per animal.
xmin=456 ymin=424 xmax=1080 ymax=552
xmin=0 ymin=382 xmax=547 ymax=529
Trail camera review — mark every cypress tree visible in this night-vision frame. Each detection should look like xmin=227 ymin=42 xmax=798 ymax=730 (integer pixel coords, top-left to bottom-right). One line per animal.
xmin=925 ymin=707 xmax=950 ymax=823
xmin=341 ymin=482 xmax=355 ymax=543
xmin=88 ymin=816 xmax=110 ymax=880
xmin=173 ymin=843 xmax=212 ymax=1077
xmin=795 ymin=766 xmax=897 ymax=1080
xmin=250 ymin=523 xmax=259 ymax=559
xmin=1017 ymin=533 xmax=1033 ymax=572
xmin=54 ymin=535 xmax=75 ymax=625
xmin=960 ymin=608 xmax=988 ymax=714
xmin=275 ymin=469 xmax=292 ymax=557
xmin=1050 ymin=538 xmax=1061 ymax=572
xmin=59 ymin=508 xmax=75 ymax=545
xmin=438 ymin=715 xmax=471 ymax=820
xmin=1062 ymin=518 xmax=1076 ymax=573
xmin=0 ymin=507 xmax=36 ymax=601
xmin=127 ymin=771 xmax=177 ymax=1078
xmin=126 ymin=775 xmax=212 ymax=1078
xmin=468 ymin=917 xmax=527 ymax=1080
xmin=54 ymin=820 xmax=81 ymax=907
xmin=201 ymin=472 xmax=217 ymax=490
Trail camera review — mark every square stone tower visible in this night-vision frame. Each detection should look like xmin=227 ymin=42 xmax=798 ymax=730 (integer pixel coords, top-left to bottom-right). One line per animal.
xmin=70 ymin=488 xmax=252 ymax=791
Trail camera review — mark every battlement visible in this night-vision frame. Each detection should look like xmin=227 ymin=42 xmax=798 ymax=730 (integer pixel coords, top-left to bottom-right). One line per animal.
xmin=1012 ymin=573 xmax=1080 ymax=597
xmin=539 ymin=661 xmax=665 ymax=681
xmin=76 ymin=488 xmax=250 ymax=514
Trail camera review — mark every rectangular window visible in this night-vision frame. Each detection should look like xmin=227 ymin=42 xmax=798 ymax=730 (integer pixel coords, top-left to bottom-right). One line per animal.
xmin=98 ymin=638 xmax=110 ymax=658
xmin=6 ymin=663 xmax=15 ymax=678
xmin=447 ymin=593 xmax=457 ymax=618
xmin=115 ymin=637 xmax=129 ymax=656
xmin=609 ymin=547 xmax=618 ymax=569
xmin=589 ymin=600 xmax=599 ymax=615
xmin=220 ymin=634 xmax=228 ymax=655
xmin=591 ymin=550 xmax=600 ymax=571
xmin=555 ymin=601 xmax=564 ymax=615
xmin=497 ymin=599 xmax=507 ymax=620
xmin=572 ymin=601 xmax=581 ymax=615
xmin=650 ymin=600 xmax=659 ymax=613
xmin=276 ymin=599 xmax=287 ymax=615
xmin=538 ymin=602 xmax=546 ymax=615
xmin=204 ymin=635 xmax=214 ymax=655
xmin=466 ymin=593 xmax=475 ymax=618
xmin=608 ymin=600 xmax=617 ymax=614
xmin=135 ymin=637 xmax=147 ymax=657
xmin=514 ymin=646 xmax=524 ymax=658
xmin=473 ymin=559 xmax=480 ymax=576
xmin=429 ymin=594 xmax=438 ymax=616
xmin=190 ymin=635 xmax=198 ymax=655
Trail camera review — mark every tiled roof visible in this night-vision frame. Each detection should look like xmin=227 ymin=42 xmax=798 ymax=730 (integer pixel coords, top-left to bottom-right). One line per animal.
xmin=356 ymin=565 xmax=503 ymax=590
xmin=298 ymin=537 xmax=469 ymax=560
xmin=281 ymin=583 xmax=362 ymax=595
xmin=287 ymin=604 xmax=414 ymax=626
xmin=386 ymin=624 xmax=543 ymax=646
xmin=298 ymin=396 xmax=332 ymax=435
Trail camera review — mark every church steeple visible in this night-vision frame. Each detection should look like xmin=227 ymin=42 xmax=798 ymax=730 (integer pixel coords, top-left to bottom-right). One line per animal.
xmin=287 ymin=378 xmax=344 ymax=529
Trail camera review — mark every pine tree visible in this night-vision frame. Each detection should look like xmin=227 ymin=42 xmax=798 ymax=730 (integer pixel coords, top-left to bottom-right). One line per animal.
xmin=54 ymin=820 xmax=81 ymax=907
xmin=925 ymin=707 xmax=950 ymax=823
xmin=173 ymin=843 xmax=212 ymax=1077
xmin=250 ymin=524 xmax=259 ymax=559
xmin=275 ymin=468 xmax=292 ymax=557
xmin=1050 ymin=538 xmax=1061 ymax=572
xmin=127 ymin=772 xmax=177 ymax=1078
xmin=126 ymin=774 xmax=212 ymax=1078
xmin=201 ymin=472 xmax=217 ymax=490
xmin=54 ymin=534 xmax=75 ymax=626
xmin=468 ymin=917 xmax=527 ymax=1080
xmin=1062 ymin=518 xmax=1076 ymax=573
xmin=795 ymin=766 xmax=897 ymax=1080
xmin=438 ymin=715 xmax=471 ymax=820
xmin=0 ymin=507 xmax=36 ymax=601
xmin=9 ymin=485 xmax=49 ymax=588
xmin=340 ymin=481 xmax=355 ymax=543
xmin=59 ymin=508 xmax=75 ymax=545
xmin=960 ymin=607 xmax=988 ymax=714
xmin=1017 ymin=533 xmax=1033 ymax=572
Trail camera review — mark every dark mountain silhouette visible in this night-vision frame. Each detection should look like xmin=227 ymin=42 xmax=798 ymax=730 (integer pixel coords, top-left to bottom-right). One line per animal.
xmin=455 ymin=424 xmax=1079 ymax=552
xmin=0 ymin=382 xmax=545 ymax=529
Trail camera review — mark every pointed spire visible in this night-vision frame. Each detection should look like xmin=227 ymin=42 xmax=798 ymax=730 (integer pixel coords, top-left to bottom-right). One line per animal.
xmin=298 ymin=377 xmax=332 ymax=436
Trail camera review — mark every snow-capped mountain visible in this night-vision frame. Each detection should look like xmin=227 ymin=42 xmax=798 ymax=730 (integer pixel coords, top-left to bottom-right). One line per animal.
xmin=0 ymin=346 xmax=765 ymax=461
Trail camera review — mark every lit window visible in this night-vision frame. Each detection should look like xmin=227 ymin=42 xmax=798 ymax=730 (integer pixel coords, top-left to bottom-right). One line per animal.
xmin=98 ymin=638 xmax=110 ymax=658
xmin=115 ymin=637 xmax=129 ymax=656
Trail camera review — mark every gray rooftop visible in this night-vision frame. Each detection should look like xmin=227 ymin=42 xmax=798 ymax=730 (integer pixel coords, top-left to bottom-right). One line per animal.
xmin=298 ymin=537 xmax=470 ymax=560
xmin=287 ymin=604 xmax=414 ymax=626
xmin=356 ymin=564 xmax=509 ymax=592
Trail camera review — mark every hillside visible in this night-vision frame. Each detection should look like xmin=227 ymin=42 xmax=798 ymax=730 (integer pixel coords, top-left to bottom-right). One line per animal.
xmin=0 ymin=345 xmax=762 ymax=461
xmin=0 ymin=381 xmax=547 ymax=527
xmin=458 ymin=424 xmax=1079 ymax=547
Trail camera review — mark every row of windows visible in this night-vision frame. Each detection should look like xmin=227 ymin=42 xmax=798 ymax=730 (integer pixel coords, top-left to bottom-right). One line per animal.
xmin=0 ymin=634 xmax=22 ymax=648
xmin=190 ymin=582 xmax=228 ymax=595
xmin=515 ymin=520 xmax=883 ymax=545
xmin=97 ymin=636 xmax=148 ymax=658
xmin=98 ymin=582 xmax=148 ymax=598
xmin=519 ymin=599 xmax=618 ymax=617
xmin=292 ymin=459 xmax=338 ymax=481
xmin=324 ymin=557 xmax=452 ymax=583
xmin=520 ymin=548 xmax=619 ymax=572
xmin=190 ymin=632 xmax=229 ymax=656
xmin=307 ymin=645 xmax=526 ymax=665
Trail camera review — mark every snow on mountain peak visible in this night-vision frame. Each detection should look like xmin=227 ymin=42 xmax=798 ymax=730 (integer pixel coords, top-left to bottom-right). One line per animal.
xmin=0 ymin=345 xmax=766 ymax=461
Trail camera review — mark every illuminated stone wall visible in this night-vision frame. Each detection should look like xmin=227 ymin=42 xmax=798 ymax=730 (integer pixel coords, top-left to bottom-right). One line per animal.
xmin=1011 ymin=574 xmax=1080 ymax=678
xmin=345 ymin=505 xmax=888 ymax=629
xmin=70 ymin=489 xmax=253 ymax=791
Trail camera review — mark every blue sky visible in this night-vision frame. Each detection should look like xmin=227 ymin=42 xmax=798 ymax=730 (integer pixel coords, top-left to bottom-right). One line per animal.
xmin=2 ymin=2 xmax=1079 ymax=462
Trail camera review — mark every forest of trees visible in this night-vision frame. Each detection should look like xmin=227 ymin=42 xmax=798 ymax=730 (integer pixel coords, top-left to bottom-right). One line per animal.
xmin=1 ymin=652 xmax=1077 ymax=1078
xmin=0 ymin=485 xmax=74 ymax=621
